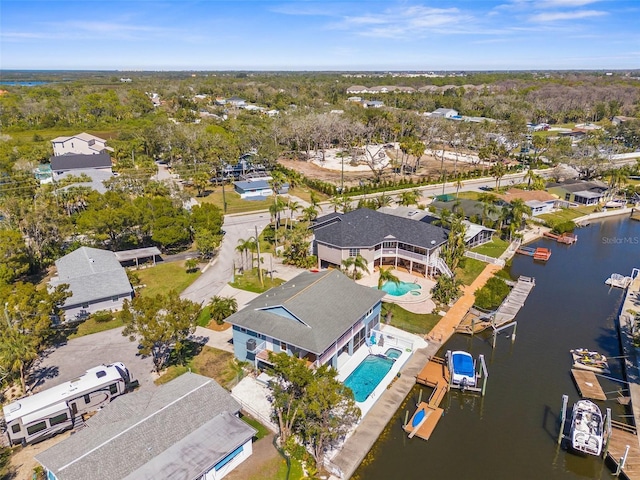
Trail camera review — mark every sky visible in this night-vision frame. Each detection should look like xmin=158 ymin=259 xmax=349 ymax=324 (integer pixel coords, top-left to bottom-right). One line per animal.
xmin=1 ymin=0 xmax=639 ymax=71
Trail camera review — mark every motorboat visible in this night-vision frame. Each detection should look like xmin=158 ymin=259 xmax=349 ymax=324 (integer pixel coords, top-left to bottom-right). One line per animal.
xmin=605 ymin=273 xmax=632 ymax=289
xmin=570 ymin=349 xmax=610 ymax=374
xmin=447 ymin=350 xmax=476 ymax=388
xmin=570 ymin=399 xmax=604 ymax=456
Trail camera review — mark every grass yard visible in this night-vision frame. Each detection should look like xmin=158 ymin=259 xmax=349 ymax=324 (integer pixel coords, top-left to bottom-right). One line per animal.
xmin=67 ymin=315 xmax=124 ymax=339
xmin=240 ymin=415 xmax=270 ymax=441
xmin=472 ymin=237 xmax=510 ymax=258
xmin=199 ymin=189 xmax=274 ymax=214
xmin=456 ymin=257 xmax=487 ymax=286
xmin=538 ymin=205 xmax=597 ymax=223
xmin=383 ymin=303 xmax=442 ymax=336
xmin=287 ymin=185 xmax=329 ymax=204
xmin=134 ymin=261 xmax=201 ymax=298
xmin=155 ymin=345 xmax=242 ymax=389
xmin=230 ymin=268 xmax=285 ymax=293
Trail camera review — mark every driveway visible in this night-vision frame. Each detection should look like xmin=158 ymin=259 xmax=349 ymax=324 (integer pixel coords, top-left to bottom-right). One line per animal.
xmin=28 ymin=327 xmax=157 ymax=394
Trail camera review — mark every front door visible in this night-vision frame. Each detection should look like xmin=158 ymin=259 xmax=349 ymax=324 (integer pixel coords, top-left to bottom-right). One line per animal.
xmin=71 ymin=403 xmax=78 ymax=416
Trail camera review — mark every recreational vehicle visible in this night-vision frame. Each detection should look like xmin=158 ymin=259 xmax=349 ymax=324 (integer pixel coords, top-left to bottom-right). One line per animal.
xmin=2 ymin=362 xmax=131 ymax=445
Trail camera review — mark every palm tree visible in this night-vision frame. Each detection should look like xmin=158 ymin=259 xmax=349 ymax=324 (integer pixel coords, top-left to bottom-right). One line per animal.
xmin=301 ymin=205 xmax=319 ymax=222
xmin=375 ymin=193 xmax=393 ymax=209
xmin=208 ymin=296 xmax=238 ymax=325
xmin=454 ymin=174 xmax=464 ymax=198
xmin=377 ymin=266 xmax=400 ymax=290
xmin=0 ymin=329 xmax=38 ymax=395
xmin=478 ymin=192 xmax=499 ymax=227
xmin=491 ymin=162 xmax=507 ymax=190
xmin=442 ymin=214 xmax=467 ymax=271
xmin=269 ymin=196 xmax=287 ymax=228
xmin=329 ymin=195 xmax=343 ymax=213
xmin=399 ymin=189 xmax=421 ymax=206
xmin=236 ymin=237 xmax=256 ymax=271
xmin=287 ymin=199 xmax=302 ymax=226
xmin=341 ymin=254 xmax=369 ymax=280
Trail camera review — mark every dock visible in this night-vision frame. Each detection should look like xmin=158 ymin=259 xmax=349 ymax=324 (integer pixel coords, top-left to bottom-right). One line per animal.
xmin=607 ymin=423 xmax=640 ymax=478
xmin=571 ymin=369 xmax=607 ymax=401
xmin=405 ymin=357 xmax=449 ymax=441
xmin=516 ymin=246 xmax=551 ymax=261
xmin=456 ymin=276 xmax=535 ymax=334
xmin=543 ymin=231 xmax=578 ymax=244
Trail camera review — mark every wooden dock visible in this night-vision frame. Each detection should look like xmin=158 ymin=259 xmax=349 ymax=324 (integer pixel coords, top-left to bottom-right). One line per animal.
xmin=516 ymin=246 xmax=551 ymax=261
xmin=403 ymin=402 xmax=445 ymax=441
xmin=607 ymin=423 xmax=640 ymax=479
xmin=543 ymin=231 xmax=578 ymax=244
xmin=571 ymin=369 xmax=607 ymax=401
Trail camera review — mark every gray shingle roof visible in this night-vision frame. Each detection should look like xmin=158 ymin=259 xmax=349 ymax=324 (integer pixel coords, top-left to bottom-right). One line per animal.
xmin=35 ymin=373 xmax=249 ymax=480
xmin=51 ymin=247 xmax=132 ymax=307
xmin=51 ymin=152 xmax=112 ymax=171
xmin=226 ymin=270 xmax=386 ymax=354
xmin=313 ymin=208 xmax=448 ymax=250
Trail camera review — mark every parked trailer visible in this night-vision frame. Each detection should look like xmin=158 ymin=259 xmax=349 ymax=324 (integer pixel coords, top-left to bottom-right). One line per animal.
xmin=2 ymin=362 xmax=132 ymax=446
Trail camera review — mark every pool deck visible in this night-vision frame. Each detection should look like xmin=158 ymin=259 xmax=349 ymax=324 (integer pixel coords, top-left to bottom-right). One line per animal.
xmin=356 ymin=270 xmax=437 ymax=314
xmin=330 ymin=264 xmax=500 ymax=478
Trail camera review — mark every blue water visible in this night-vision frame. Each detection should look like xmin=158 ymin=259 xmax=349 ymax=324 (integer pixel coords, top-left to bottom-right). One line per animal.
xmin=385 ymin=348 xmax=402 ymax=360
xmin=0 ymin=81 xmax=51 ymax=86
xmin=381 ymin=281 xmax=421 ymax=296
xmin=344 ymin=355 xmax=395 ymax=402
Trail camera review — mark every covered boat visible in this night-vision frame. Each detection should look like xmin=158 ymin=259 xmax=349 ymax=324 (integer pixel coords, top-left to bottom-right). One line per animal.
xmin=447 ymin=350 xmax=476 ymax=388
xmin=570 ymin=399 xmax=604 ymax=456
xmin=570 ymin=349 xmax=610 ymax=374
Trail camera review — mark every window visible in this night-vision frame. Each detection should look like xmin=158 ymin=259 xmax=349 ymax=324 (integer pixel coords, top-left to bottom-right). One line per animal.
xmin=11 ymin=424 xmax=20 ymax=434
xmin=96 ymin=370 xmax=106 ymax=378
xmin=564 ymin=193 xmax=571 ymax=201
xmin=348 ymin=248 xmax=360 ymax=257
xmin=84 ymin=394 xmax=91 ymax=404
xmin=383 ymin=241 xmax=396 ymax=249
xmin=109 ymin=383 xmax=118 ymax=395
xmin=26 ymin=421 xmax=47 ymax=436
xmin=49 ymin=413 xmax=69 ymax=426
xmin=280 ymin=341 xmax=288 ymax=351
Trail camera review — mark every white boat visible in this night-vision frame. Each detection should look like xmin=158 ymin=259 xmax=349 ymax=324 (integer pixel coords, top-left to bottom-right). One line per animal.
xmin=570 ymin=399 xmax=604 ymax=456
xmin=447 ymin=350 xmax=476 ymax=388
xmin=570 ymin=348 xmax=610 ymax=374
xmin=605 ymin=273 xmax=632 ymax=289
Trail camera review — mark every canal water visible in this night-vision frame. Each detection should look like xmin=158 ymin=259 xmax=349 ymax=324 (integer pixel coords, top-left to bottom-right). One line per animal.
xmin=354 ymin=217 xmax=640 ymax=480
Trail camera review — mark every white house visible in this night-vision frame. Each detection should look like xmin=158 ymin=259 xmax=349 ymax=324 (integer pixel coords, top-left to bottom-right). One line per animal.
xmin=430 ymin=108 xmax=459 ymax=119
xmin=51 ymin=132 xmax=114 ymax=157
xmin=50 ymin=247 xmax=133 ymax=321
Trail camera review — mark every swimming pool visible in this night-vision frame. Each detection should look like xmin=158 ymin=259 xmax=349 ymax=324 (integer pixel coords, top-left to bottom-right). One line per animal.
xmin=381 ymin=281 xmax=422 ymax=296
xmin=344 ymin=355 xmax=395 ymax=402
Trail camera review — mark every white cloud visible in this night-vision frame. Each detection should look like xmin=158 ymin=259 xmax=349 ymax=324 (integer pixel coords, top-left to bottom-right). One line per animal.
xmin=529 ymin=9 xmax=608 ymax=22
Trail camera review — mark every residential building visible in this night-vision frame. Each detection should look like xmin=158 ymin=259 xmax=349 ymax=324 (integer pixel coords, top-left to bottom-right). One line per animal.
xmin=363 ymin=100 xmax=384 ymax=108
xmin=497 ymin=188 xmax=558 ymax=216
xmin=35 ymin=373 xmax=256 ymax=480
xmin=226 ymin=96 xmax=246 ymax=107
xmin=430 ymin=108 xmax=459 ymax=119
xmin=49 ymin=152 xmax=114 ymax=193
xmin=226 ymin=270 xmax=386 ymax=370
xmin=546 ymin=179 xmax=608 ymax=205
xmin=312 ymin=208 xmax=450 ymax=277
xmin=51 ymin=132 xmax=113 ymax=157
xmin=50 ymin=247 xmax=133 ymax=321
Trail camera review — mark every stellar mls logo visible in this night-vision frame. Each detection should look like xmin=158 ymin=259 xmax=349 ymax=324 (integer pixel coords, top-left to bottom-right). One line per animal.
xmin=601 ymin=236 xmax=639 ymax=244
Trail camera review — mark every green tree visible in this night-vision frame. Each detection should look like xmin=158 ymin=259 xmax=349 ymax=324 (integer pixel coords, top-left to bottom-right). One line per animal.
xmin=398 ymin=189 xmax=421 ymax=207
xmin=185 ymin=258 xmax=198 ymax=272
xmin=377 ymin=266 xmax=400 ymax=290
xmin=192 ymin=172 xmax=211 ymax=197
xmin=190 ymin=203 xmax=224 ymax=234
xmin=341 ymin=254 xmax=369 ymax=280
xmin=299 ymin=364 xmax=360 ymax=467
xmin=0 ymin=228 xmax=30 ymax=284
xmin=432 ymin=275 xmax=463 ymax=305
xmin=0 ymin=327 xmax=38 ymax=395
xmin=441 ymin=215 xmax=467 ymax=272
xmin=491 ymin=162 xmax=508 ymax=190
xmin=120 ymin=291 xmax=201 ymax=372
xmin=194 ymin=229 xmax=222 ymax=259
xmin=208 ymin=296 xmax=238 ymax=325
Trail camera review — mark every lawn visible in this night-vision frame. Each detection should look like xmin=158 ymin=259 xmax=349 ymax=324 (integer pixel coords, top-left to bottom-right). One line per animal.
xmin=537 ymin=205 xmax=597 ymax=223
xmin=198 ymin=189 xmax=274 ymax=214
xmin=240 ymin=415 xmax=270 ymax=441
xmin=455 ymin=257 xmax=487 ymax=286
xmin=155 ymin=345 xmax=241 ymax=389
xmin=67 ymin=315 xmax=124 ymax=339
xmin=230 ymin=268 xmax=285 ymax=293
xmin=472 ymin=238 xmax=510 ymax=258
xmin=134 ymin=261 xmax=201 ymax=298
xmin=383 ymin=303 xmax=442 ymax=336
xmin=287 ymin=185 xmax=329 ymax=204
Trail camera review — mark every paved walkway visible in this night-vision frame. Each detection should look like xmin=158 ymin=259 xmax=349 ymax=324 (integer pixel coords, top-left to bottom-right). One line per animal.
xmin=331 ymin=263 xmax=501 ymax=479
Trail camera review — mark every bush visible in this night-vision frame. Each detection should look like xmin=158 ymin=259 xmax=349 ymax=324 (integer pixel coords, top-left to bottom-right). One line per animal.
xmin=92 ymin=310 xmax=114 ymax=323
xmin=551 ymin=220 xmax=576 ymax=235
xmin=474 ymin=277 xmax=511 ymax=310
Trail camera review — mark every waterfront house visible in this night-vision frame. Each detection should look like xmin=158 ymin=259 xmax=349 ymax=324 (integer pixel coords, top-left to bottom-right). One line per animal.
xmin=312 ymin=208 xmax=450 ymax=277
xmin=51 ymin=132 xmax=113 ymax=157
xmin=50 ymin=246 xmax=133 ymax=321
xmin=35 ymin=373 xmax=256 ymax=480
xmin=546 ymin=179 xmax=608 ymax=205
xmin=378 ymin=206 xmax=495 ymax=249
xmin=497 ymin=188 xmax=558 ymax=216
xmin=226 ymin=270 xmax=386 ymax=370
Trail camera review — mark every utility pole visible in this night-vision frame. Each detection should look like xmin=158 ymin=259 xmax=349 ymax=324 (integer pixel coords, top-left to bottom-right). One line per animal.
xmin=255 ymin=225 xmax=264 ymax=287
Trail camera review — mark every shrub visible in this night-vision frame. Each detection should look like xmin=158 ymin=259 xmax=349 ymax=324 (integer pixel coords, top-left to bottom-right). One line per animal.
xmin=474 ymin=277 xmax=511 ymax=310
xmin=551 ymin=220 xmax=576 ymax=235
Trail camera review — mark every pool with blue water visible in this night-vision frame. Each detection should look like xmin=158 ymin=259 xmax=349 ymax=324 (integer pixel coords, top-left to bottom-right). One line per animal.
xmin=344 ymin=354 xmax=396 ymax=402
xmin=381 ymin=281 xmax=421 ymax=296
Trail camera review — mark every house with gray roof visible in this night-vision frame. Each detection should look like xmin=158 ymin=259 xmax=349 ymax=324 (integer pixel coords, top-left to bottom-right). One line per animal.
xmin=51 ymin=132 xmax=113 ymax=157
xmin=312 ymin=208 xmax=451 ymax=278
xmin=50 ymin=246 xmax=133 ymax=321
xmin=226 ymin=270 xmax=385 ymax=370
xmin=35 ymin=372 xmax=255 ymax=480
xmin=546 ymin=179 xmax=608 ymax=205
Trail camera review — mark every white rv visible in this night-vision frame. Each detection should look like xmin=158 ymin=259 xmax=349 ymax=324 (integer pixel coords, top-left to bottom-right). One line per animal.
xmin=2 ymin=362 xmax=131 ymax=445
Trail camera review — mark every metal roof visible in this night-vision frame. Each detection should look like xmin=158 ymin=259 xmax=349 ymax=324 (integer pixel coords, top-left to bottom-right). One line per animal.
xmin=114 ymin=247 xmax=162 ymax=262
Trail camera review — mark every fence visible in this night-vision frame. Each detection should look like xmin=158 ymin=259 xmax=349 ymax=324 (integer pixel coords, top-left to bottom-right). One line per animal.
xmin=464 ymin=251 xmax=505 ymax=266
